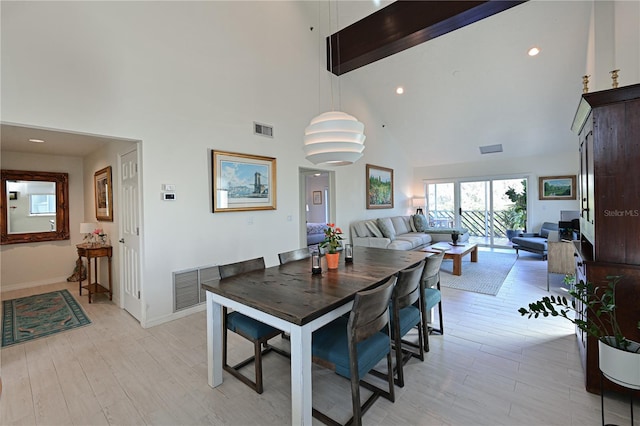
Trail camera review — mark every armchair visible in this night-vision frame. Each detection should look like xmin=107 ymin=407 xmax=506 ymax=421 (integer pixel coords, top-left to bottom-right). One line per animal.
xmin=511 ymin=222 xmax=559 ymax=260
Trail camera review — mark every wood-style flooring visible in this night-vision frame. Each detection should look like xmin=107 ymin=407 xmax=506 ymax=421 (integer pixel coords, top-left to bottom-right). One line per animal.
xmin=1 ymin=249 xmax=637 ymax=425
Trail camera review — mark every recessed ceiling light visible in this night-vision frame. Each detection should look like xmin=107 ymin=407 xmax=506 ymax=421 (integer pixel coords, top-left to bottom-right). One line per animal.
xmin=528 ymin=47 xmax=540 ymax=57
xmin=28 ymin=138 xmax=45 ymax=143
xmin=396 ymin=87 xmax=404 ymax=95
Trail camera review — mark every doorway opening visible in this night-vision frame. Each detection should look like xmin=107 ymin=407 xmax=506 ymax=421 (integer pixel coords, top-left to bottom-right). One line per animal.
xmin=299 ymin=168 xmax=335 ymax=247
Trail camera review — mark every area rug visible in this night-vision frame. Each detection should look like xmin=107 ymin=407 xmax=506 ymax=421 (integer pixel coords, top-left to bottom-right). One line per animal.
xmin=2 ymin=289 xmax=91 ymax=347
xmin=439 ymin=251 xmax=517 ymax=296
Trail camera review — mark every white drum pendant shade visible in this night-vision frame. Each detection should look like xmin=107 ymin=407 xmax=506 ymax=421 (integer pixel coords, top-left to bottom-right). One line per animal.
xmin=304 ymin=111 xmax=366 ymax=166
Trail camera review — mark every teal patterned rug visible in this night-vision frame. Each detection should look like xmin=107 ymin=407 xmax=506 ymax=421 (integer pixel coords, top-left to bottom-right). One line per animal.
xmin=2 ymin=289 xmax=91 ymax=347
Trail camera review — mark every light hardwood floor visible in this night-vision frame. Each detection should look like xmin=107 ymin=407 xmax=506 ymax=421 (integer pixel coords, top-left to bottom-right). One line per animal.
xmin=1 ymin=249 xmax=637 ymax=425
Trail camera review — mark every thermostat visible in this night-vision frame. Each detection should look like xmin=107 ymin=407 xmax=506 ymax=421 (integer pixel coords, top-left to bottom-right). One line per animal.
xmin=162 ymin=192 xmax=176 ymax=201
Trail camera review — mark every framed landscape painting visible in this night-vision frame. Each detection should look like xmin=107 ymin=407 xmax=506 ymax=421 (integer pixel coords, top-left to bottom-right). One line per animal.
xmin=539 ymin=175 xmax=576 ymax=200
xmin=212 ymin=151 xmax=276 ymax=212
xmin=366 ymin=164 xmax=394 ymax=209
xmin=94 ymin=166 xmax=113 ymax=221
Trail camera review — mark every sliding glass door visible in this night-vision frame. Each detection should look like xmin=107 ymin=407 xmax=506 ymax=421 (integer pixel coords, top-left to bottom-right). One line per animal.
xmin=426 ymin=176 xmax=527 ymax=248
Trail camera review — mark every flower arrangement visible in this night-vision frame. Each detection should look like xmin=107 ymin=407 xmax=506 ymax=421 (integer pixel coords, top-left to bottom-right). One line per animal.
xmin=92 ymin=228 xmax=107 ymax=245
xmin=320 ymin=223 xmax=343 ymax=254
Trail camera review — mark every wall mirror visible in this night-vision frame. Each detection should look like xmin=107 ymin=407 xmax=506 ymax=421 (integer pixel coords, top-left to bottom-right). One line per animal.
xmin=1 ymin=169 xmax=70 ymax=244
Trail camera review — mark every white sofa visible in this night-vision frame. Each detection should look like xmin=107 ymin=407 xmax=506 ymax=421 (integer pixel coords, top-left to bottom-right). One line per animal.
xmin=350 ymin=215 xmax=470 ymax=251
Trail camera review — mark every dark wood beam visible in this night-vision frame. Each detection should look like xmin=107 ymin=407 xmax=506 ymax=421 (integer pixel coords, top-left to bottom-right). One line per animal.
xmin=327 ymin=0 xmax=527 ymax=75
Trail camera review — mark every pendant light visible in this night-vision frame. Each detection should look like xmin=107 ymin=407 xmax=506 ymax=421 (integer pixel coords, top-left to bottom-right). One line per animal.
xmin=304 ymin=1 xmax=365 ymax=166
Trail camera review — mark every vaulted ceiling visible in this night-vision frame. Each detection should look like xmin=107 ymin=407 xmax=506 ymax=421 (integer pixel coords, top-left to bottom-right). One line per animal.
xmin=336 ymin=0 xmax=593 ymax=168
xmin=2 ymin=1 xmax=594 ymax=170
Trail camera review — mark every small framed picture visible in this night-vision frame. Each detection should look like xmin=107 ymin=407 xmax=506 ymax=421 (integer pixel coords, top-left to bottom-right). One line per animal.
xmin=212 ymin=150 xmax=277 ymax=212
xmin=539 ymin=175 xmax=576 ymax=200
xmin=9 ymin=191 xmax=18 ymax=200
xmin=94 ymin=166 xmax=113 ymax=221
xmin=312 ymin=191 xmax=322 ymax=205
xmin=366 ymin=164 xmax=394 ymax=209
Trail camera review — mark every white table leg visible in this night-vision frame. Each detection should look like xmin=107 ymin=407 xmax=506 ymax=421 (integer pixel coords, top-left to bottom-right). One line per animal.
xmin=289 ymin=325 xmax=312 ymax=425
xmin=206 ymin=291 xmax=223 ymax=388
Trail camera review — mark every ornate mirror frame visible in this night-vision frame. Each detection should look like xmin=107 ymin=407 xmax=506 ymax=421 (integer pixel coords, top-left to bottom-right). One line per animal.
xmin=1 ymin=169 xmax=70 ymax=244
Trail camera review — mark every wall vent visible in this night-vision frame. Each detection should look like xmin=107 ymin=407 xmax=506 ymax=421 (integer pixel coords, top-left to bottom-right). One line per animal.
xmin=173 ymin=265 xmax=220 ymax=312
xmin=479 ymin=144 xmax=503 ymax=154
xmin=254 ymin=122 xmax=274 ymax=138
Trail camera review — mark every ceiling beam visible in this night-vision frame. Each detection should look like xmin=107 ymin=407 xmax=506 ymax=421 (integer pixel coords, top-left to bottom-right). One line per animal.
xmin=327 ymin=0 xmax=527 ymax=76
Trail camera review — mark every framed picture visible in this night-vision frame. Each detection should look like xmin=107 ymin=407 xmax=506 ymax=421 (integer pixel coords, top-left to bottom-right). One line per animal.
xmin=366 ymin=164 xmax=394 ymax=209
xmin=312 ymin=191 xmax=322 ymax=205
xmin=212 ymin=150 xmax=276 ymax=212
xmin=94 ymin=166 xmax=113 ymax=221
xmin=539 ymin=175 xmax=576 ymax=200
xmin=8 ymin=191 xmax=17 ymax=200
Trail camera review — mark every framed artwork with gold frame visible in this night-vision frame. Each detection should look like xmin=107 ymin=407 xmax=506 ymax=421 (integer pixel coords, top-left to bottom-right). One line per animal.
xmin=94 ymin=166 xmax=113 ymax=221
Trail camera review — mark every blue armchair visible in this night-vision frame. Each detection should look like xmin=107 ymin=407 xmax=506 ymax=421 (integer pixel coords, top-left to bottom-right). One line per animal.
xmin=511 ymin=222 xmax=559 ymax=260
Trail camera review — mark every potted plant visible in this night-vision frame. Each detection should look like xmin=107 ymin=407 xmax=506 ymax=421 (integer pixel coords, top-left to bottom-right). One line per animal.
xmin=320 ymin=223 xmax=343 ymax=269
xmin=519 ymin=276 xmax=640 ymax=389
xmin=503 ymin=206 xmax=524 ymax=241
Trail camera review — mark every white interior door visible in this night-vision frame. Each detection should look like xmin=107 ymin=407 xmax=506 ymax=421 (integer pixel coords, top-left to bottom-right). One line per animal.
xmin=119 ymin=147 xmax=142 ymax=321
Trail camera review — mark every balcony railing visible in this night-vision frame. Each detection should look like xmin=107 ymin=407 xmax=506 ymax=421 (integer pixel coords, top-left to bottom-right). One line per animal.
xmin=428 ymin=210 xmax=520 ymax=238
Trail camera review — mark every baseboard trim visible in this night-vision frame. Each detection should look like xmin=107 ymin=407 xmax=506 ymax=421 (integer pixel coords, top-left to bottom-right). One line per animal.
xmin=1 ymin=276 xmax=69 ymax=293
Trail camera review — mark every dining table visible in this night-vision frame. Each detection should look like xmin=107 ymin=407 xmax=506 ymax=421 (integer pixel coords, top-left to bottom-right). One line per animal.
xmin=202 ymin=246 xmax=427 ymax=425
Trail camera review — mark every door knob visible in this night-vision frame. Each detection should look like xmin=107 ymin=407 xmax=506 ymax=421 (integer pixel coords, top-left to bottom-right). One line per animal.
xmin=119 ymin=238 xmax=125 ymax=243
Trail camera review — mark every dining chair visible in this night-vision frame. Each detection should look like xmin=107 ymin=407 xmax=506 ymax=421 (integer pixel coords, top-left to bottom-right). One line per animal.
xmin=418 ymin=251 xmax=445 ymax=352
xmin=278 ymin=247 xmax=311 ymax=265
xmin=311 ymin=275 xmax=397 ymax=426
xmin=219 ymin=257 xmax=288 ymax=394
xmin=389 ymin=260 xmax=425 ymax=387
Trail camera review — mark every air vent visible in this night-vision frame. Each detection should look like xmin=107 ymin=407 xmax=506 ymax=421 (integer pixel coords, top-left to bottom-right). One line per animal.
xmin=479 ymin=144 xmax=503 ymax=154
xmin=173 ymin=265 xmax=220 ymax=312
xmin=254 ymin=122 xmax=274 ymax=138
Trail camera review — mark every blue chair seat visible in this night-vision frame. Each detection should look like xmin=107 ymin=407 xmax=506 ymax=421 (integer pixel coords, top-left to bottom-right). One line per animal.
xmin=389 ymin=305 xmax=421 ymax=337
xmin=227 ymin=311 xmax=279 ymax=339
xmin=312 ymin=317 xmax=391 ymax=379
xmin=424 ymin=288 xmax=441 ymax=310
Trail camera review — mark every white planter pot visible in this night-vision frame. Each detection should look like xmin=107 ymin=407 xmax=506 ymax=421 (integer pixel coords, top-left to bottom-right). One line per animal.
xmin=598 ymin=337 xmax=640 ymax=390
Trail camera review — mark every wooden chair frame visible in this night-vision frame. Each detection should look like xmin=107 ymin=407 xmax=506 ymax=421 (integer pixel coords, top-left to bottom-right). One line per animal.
xmin=219 ymin=257 xmax=289 ymax=394
xmin=312 ymin=276 xmax=397 ymax=426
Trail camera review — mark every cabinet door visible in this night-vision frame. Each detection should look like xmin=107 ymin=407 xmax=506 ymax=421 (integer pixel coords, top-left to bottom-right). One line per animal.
xmin=579 ymin=124 xmax=595 ymax=244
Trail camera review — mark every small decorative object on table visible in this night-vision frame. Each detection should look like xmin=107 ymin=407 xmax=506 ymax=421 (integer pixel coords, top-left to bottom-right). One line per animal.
xmin=344 ymin=243 xmax=353 ymax=263
xmin=320 ymin=223 xmax=343 ymax=270
xmin=451 ymin=230 xmax=461 ymax=245
xmin=610 ymin=69 xmax=620 ymax=89
xmin=311 ymin=250 xmax=322 ymax=275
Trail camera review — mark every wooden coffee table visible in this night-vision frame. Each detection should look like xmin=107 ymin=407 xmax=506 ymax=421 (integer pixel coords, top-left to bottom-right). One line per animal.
xmin=422 ymin=242 xmax=478 ymax=276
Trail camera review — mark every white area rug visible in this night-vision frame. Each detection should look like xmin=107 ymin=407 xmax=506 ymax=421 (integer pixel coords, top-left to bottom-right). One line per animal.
xmin=439 ymin=250 xmax=517 ymax=296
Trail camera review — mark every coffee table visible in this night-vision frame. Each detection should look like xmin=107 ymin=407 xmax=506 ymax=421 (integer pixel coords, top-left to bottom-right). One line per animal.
xmin=422 ymin=242 xmax=478 ymax=276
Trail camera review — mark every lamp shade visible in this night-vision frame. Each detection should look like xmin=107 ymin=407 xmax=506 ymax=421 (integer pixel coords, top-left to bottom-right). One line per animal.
xmin=412 ymin=198 xmax=423 ymax=207
xmin=304 ymin=111 xmax=366 ymax=166
xmin=80 ymin=222 xmax=97 ymax=234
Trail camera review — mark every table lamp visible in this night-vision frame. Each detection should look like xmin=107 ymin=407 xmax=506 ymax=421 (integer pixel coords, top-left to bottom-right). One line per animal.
xmin=80 ymin=222 xmax=97 ymax=244
xmin=412 ymin=198 xmax=424 ymax=215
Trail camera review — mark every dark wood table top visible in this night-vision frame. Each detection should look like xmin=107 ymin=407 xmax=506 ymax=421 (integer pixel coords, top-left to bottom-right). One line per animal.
xmin=202 ymin=246 xmax=427 ymax=326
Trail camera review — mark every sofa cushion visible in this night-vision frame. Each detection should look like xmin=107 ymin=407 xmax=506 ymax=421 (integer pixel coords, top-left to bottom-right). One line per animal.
xmin=387 ymin=239 xmax=413 ymax=250
xmin=412 ymin=214 xmax=429 ymax=232
xmin=365 ymin=220 xmax=383 ymax=238
xmin=391 ymin=216 xmax=410 ymax=235
xmin=377 ymin=218 xmax=396 ymax=241
xmin=353 ymin=221 xmax=371 ymax=238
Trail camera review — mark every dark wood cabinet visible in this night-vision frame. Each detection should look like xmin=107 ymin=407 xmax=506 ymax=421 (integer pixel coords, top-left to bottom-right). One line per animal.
xmin=571 ymin=83 xmax=640 ymax=396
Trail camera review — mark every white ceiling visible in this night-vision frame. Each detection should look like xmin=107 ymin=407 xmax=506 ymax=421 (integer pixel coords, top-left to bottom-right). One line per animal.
xmin=338 ymin=0 xmax=593 ymax=167
xmin=1 ymin=1 xmax=594 ymax=168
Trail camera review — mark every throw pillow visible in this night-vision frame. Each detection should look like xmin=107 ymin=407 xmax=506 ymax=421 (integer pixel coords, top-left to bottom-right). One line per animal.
xmin=409 ymin=215 xmax=417 ymax=232
xmin=391 ymin=216 xmax=410 ymax=235
xmin=376 ymin=217 xmax=396 ymax=241
xmin=365 ymin=220 xmax=383 ymax=238
xmin=413 ymin=214 xmax=429 ymax=232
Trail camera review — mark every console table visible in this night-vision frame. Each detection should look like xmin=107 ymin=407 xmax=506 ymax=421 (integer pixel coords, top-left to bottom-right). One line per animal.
xmin=76 ymin=243 xmax=112 ymax=303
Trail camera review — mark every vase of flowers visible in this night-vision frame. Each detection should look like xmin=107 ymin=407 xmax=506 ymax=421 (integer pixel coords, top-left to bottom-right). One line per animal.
xmin=320 ymin=223 xmax=343 ymax=269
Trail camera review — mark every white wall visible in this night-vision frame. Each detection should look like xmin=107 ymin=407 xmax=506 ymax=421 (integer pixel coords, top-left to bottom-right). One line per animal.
xmin=0 ymin=152 xmax=84 ymax=289
xmin=1 ymin=1 xmax=415 ymax=326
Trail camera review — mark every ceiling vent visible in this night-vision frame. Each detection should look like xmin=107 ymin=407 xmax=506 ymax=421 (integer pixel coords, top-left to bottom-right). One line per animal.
xmin=479 ymin=144 xmax=503 ymax=154
xmin=254 ymin=122 xmax=273 ymax=138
